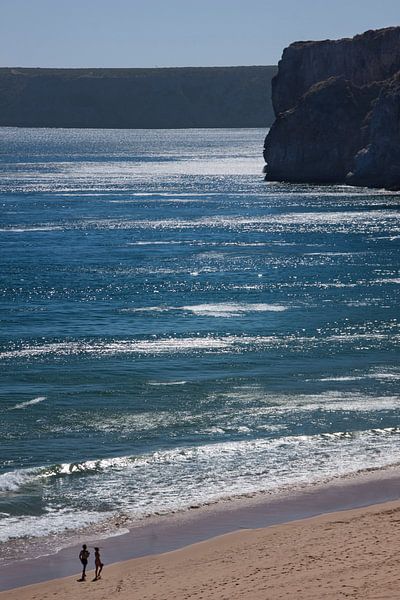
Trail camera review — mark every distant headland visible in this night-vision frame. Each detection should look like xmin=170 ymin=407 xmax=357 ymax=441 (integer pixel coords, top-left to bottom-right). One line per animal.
xmin=263 ymin=27 xmax=400 ymax=190
xmin=0 ymin=65 xmax=276 ymax=129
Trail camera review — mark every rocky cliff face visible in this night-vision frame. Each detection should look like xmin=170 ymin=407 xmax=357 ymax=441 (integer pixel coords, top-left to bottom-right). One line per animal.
xmin=348 ymin=72 xmax=400 ymax=189
xmin=264 ymin=27 xmax=400 ymax=190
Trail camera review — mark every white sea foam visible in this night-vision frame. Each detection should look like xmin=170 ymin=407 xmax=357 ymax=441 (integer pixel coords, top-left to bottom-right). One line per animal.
xmin=374 ymin=373 xmax=400 ymax=379
xmin=148 ymin=381 xmax=188 ymax=386
xmin=304 ymin=251 xmax=364 ymax=256
xmin=126 ymin=240 xmax=182 ymax=246
xmin=120 ymin=306 xmax=170 ymax=313
xmin=2 ymin=424 xmax=400 ymax=543
xmin=375 ymin=278 xmax=400 ymax=284
xmin=181 ymin=303 xmax=288 ymax=317
xmin=317 ymin=372 xmax=400 ymax=381
xmin=317 ymin=376 xmax=365 ymax=382
xmin=0 ymin=226 xmax=63 ymax=233
xmin=0 ymin=469 xmax=38 ymax=493
xmin=10 ymin=396 xmax=46 ymax=410
xmin=0 ymin=431 xmax=372 ymax=494
xmin=222 ymin=390 xmax=400 ymax=415
xmin=122 ymin=302 xmax=288 ymax=318
xmin=0 ymin=455 xmax=136 ymax=494
xmin=0 ymin=509 xmax=106 ymax=543
xmin=284 ymin=392 xmax=400 ymax=413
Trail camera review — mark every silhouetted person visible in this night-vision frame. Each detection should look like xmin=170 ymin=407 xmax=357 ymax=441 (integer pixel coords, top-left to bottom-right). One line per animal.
xmin=93 ymin=547 xmax=104 ymax=580
xmin=78 ymin=544 xmax=90 ymax=581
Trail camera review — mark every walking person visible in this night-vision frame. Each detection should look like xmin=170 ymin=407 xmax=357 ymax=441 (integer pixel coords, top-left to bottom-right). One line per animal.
xmin=78 ymin=544 xmax=90 ymax=581
xmin=93 ymin=546 xmax=104 ymax=580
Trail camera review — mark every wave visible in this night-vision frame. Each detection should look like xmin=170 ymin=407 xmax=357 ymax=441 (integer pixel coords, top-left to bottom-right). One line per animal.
xmin=126 ymin=240 xmax=182 ymax=246
xmin=110 ymin=197 xmax=208 ymax=204
xmin=2 ymin=425 xmax=400 ymax=497
xmin=317 ymin=371 xmax=400 ymax=382
xmin=317 ymin=375 xmax=365 ymax=382
xmin=148 ymin=381 xmax=188 ymax=386
xmin=0 ymin=468 xmax=39 ymax=493
xmin=111 ymin=192 xmax=220 ymax=198
xmin=2 ymin=208 xmax=398 ymax=236
xmin=0 ymin=226 xmax=63 ymax=233
xmin=1 ymin=329 xmax=398 ymax=361
xmin=2 ymin=424 xmax=400 ymax=544
xmin=6 ymin=390 xmax=395 ymax=439
xmin=181 ymin=303 xmax=287 ymax=317
xmin=0 ymin=335 xmax=282 ymax=360
xmin=279 ymin=392 xmax=400 ymax=413
xmin=0 ymin=455 xmax=136 ymax=493
xmin=126 ymin=240 xmax=294 ymax=248
xmin=0 ymin=509 xmax=107 ymax=544
xmin=119 ymin=306 xmax=170 ymax=313
xmin=121 ymin=302 xmax=288 ymax=318
xmin=10 ymin=396 xmax=46 ymax=410
xmin=216 ymin=389 xmax=400 ymax=416
xmin=375 ymin=278 xmax=400 ymax=285
xmin=80 ymin=209 xmax=400 ymax=232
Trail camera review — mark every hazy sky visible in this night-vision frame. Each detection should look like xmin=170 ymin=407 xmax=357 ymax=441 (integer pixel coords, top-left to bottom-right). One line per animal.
xmin=1 ymin=0 xmax=399 ymax=68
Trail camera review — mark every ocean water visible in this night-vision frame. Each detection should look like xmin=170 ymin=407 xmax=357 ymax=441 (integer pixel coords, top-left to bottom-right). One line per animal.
xmin=0 ymin=127 xmax=399 ymax=563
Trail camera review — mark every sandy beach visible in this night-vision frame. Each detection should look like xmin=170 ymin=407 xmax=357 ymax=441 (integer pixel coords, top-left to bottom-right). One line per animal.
xmin=2 ymin=498 xmax=400 ymax=600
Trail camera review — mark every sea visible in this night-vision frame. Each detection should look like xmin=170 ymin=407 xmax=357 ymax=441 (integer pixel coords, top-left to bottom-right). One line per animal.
xmin=0 ymin=127 xmax=399 ymax=566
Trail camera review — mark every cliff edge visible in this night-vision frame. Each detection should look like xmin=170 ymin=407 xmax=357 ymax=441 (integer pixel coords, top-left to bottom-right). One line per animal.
xmin=263 ymin=27 xmax=400 ymax=190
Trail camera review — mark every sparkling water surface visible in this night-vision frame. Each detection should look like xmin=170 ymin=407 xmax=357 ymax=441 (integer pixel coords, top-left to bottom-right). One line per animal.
xmin=0 ymin=127 xmax=399 ymax=558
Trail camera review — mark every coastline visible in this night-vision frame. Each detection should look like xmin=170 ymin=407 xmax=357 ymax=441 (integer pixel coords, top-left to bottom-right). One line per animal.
xmin=2 ymin=501 xmax=400 ymax=600
xmin=1 ymin=465 xmax=399 ymax=593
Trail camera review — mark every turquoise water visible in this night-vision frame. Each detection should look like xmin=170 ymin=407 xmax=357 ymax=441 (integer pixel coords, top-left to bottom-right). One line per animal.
xmin=0 ymin=127 xmax=399 ymax=559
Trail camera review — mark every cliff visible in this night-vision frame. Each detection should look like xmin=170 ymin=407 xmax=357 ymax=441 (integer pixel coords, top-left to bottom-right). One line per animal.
xmin=0 ymin=66 xmax=277 ymax=129
xmin=263 ymin=27 xmax=400 ymax=190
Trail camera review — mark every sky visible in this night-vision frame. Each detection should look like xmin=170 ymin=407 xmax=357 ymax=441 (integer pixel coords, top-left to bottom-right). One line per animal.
xmin=1 ymin=0 xmax=399 ymax=69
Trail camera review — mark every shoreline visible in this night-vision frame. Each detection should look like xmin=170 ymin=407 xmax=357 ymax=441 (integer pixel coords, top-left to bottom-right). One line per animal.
xmin=1 ymin=464 xmax=399 ymax=592
xmin=2 ymin=501 xmax=400 ymax=600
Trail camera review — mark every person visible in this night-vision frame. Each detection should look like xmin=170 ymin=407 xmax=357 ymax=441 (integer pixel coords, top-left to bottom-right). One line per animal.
xmin=78 ymin=544 xmax=90 ymax=581
xmin=93 ymin=547 xmax=104 ymax=580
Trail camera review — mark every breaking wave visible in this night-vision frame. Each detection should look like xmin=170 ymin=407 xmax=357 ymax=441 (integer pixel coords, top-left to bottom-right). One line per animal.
xmin=10 ymin=397 xmax=47 ymax=410
xmin=121 ymin=302 xmax=288 ymax=317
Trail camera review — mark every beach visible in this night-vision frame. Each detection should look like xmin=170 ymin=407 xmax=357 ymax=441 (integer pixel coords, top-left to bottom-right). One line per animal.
xmin=2 ymin=496 xmax=400 ymax=600
xmin=1 ymin=469 xmax=400 ymax=598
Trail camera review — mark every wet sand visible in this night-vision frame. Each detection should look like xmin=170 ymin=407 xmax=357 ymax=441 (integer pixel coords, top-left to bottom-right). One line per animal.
xmin=2 ymin=498 xmax=400 ymax=599
xmin=0 ymin=467 xmax=399 ymax=597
